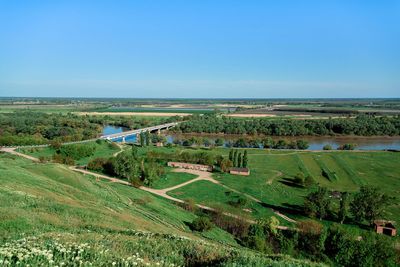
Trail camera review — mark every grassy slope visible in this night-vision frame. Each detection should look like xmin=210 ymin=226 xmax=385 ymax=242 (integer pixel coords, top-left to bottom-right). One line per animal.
xmin=0 ymin=153 xmax=325 ymax=266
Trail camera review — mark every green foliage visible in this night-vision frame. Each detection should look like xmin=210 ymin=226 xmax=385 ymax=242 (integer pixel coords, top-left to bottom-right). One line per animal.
xmin=304 ymin=187 xmax=331 ymax=220
xmin=242 ymin=150 xmax=248 ymax=168
xmin=338 ymin=192 xmax=349 ymax=224
xmin=173 ymin=113 xmax=400 ymax=136
xmin=58 ymin=143 xmax=96 ymax=160
xmin=337 ymin=143 xmax=357 ymax=150
xmin=190 ymin=216 xmax=214 ymax=232
xmin=350 ymin=186 xmax=390 ymax=225
xmin=215 ymin=138 xmax=224 ymax=147
xmin=322 ymin=144 xmax=332 ymax=150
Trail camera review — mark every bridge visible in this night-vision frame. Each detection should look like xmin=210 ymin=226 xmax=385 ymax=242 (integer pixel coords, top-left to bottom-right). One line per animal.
xmin=100 ymin=122 xmax=180 ymax=142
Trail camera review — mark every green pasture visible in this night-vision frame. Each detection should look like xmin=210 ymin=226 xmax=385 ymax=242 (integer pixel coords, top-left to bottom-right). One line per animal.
xmin=151 ymin=168 xmax=197 ymax=189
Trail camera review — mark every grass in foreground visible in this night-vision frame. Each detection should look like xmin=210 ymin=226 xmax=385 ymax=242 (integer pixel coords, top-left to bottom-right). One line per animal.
xmin=0 ymin=153 xmax=325 ymax=266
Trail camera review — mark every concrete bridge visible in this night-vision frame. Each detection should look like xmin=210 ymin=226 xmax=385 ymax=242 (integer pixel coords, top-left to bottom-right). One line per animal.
xmin=100 ymin=122 xmax=179 ymax=142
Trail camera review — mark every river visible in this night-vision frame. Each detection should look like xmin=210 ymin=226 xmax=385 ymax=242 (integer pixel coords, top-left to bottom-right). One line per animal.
xmin=102 ymin=125 xmax=400 ymax=151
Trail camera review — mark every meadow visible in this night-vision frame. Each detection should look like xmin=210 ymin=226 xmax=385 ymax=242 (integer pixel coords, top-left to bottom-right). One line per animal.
xmin=0 ymin=152 xmax=326 ymax=266
xmin=140 ymin=146 xmax=400 ymax=226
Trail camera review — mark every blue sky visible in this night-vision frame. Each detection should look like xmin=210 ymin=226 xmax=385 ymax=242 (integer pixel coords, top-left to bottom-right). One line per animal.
xmin=0 ymin=1 xmax=399 ymax=98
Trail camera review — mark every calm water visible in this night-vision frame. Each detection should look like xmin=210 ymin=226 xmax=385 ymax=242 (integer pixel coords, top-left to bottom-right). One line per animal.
xmin=102 ymin=125 xmax=137 ymax=142
xmin=103 ymin=125 xmax=400 ymax=151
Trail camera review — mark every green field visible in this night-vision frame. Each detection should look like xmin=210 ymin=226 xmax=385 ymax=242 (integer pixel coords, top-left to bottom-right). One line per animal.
xmin=141 ymin=146 xmax=400 ymax=225
xmin=151 ymin=168 xmax=197 ymax=189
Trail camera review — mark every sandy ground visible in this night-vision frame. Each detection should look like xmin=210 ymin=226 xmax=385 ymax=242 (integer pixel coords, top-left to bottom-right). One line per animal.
xmin=75 ymin=112 xmax=191 ymax=117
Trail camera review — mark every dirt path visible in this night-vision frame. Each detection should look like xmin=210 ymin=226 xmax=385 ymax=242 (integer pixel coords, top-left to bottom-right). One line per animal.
xmin=0 ymin=147 xmax=40 ymax=162
xmin=112 ymin=143 xmax=125 ymax=157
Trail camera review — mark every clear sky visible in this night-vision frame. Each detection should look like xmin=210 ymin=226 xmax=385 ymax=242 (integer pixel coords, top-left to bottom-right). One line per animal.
xmin=0 ymin=1 xmax=399 ymax=98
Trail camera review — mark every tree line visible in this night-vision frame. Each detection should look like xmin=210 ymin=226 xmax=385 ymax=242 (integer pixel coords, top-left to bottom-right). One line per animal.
xmin=0 ymin=111 xmax=182 ymax=146
xmin=172 ymin=114 xmax=400 ymax=136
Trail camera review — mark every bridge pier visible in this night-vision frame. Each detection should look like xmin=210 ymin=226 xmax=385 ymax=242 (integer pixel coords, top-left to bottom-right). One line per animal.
xmin=157 ymin=129 xmax=161 ymax=135
xmin=122 ymin=136 xmax=126 ymax=143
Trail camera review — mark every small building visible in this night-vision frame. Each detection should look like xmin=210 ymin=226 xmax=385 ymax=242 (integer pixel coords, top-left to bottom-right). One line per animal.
xmin=156 ymin=142 xmax=164 ymax=147
xmin=167 ymin=162 xmax=213 ymax=172
xmin=374 ymin=220 xmax=397 ymax=237
xmin=229 ymin=167 xmax=250 ymax=176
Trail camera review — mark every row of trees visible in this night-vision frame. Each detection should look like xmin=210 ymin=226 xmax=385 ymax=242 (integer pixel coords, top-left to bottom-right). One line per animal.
xmin=304 ymin=186 xmax=391 ymax=225
xmin=173 ymin=114 xmax=400 ymax=136
xmin=172 ymin=136 xmax=310 ymax=150
xmin=228 ymin=149 xmax=248 ymax=168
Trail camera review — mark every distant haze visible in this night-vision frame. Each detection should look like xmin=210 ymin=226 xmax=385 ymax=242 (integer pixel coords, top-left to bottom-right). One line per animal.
xmin=0 ymin=1 xmax=399 ymax=98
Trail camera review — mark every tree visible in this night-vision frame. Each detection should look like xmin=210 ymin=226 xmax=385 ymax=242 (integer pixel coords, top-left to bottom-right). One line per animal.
xmin=237 ymin=153 xmax=242 ymax=168
xmin=350 ymin=186 xmax=390 ymax=225
xmin=323 ymin=144 xmax=332 ymax=150
xmin=296 ymin=140 xmax=309 ymax=150
xmin=215 ymin=138 xmax=224 ymax=147
xmin=139 ymin=132 xmax=145 ymax=147
xmin=203 ymin=137 xmax=211 ymax=147
xmin=304 ymin=186 xmax=331 ymax=220
xmin=190 ymin=216 xmax=214 ymax=232
xmin=233 ymin=150 xmax=238 ymax=166
xmin=229 ymin=149 xmax=234 ymax=161
xmin=145 ymin=131 xmax=150 ymax=146
xmin=338 ymin=192 xmax=349 ymax=224
xmin=242 ymin=150 xmax=248 ymax=168
xmin=131 ymin=145 xmax=139 ymax=159
xmin=220 ymin=158 xmax=233 ymax=172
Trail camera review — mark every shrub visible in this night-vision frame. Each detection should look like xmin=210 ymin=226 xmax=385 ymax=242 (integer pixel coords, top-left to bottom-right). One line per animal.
xmin=182 ymin=198 xmax=197 ymax=212
xmin=323 ymin=144 xmax=332 ymax=150
xmin=190 ymin=216 xmax=214 ymax=232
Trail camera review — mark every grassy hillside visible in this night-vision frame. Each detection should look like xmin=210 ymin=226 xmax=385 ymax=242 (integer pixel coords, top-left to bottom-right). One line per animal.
xmin=0 ymin=153 xmax=323 ymax=266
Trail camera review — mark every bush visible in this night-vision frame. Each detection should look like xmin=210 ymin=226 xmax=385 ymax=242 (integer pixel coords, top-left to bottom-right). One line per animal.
xmin=182 ymin=198 xmax=197 ymax=212
xmin=323 ymin=144 xmax=332 ymax=150
xmin=337 ymin=143 xmax=356 ymax=150
xmin=190 ymin=216 xmax=214 ymax=232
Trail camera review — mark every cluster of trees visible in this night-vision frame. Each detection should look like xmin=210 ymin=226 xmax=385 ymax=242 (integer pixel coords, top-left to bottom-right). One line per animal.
xmin=0 ymin=111 xmax=183 ymax=146
xmin=0 ymin=112 xmax=102 ymax=145
xmin=228 ymin=149 xmax=248 ymax=168
xmin=173 ymin=114 xmax=400 ymax=136
xmin=189 ymin=208 xmax=397 ymax=266
xmin=304 ymin=186 xmax=391 ymax=225
xmin=87 ymin=147 xmax=164 ymax=186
